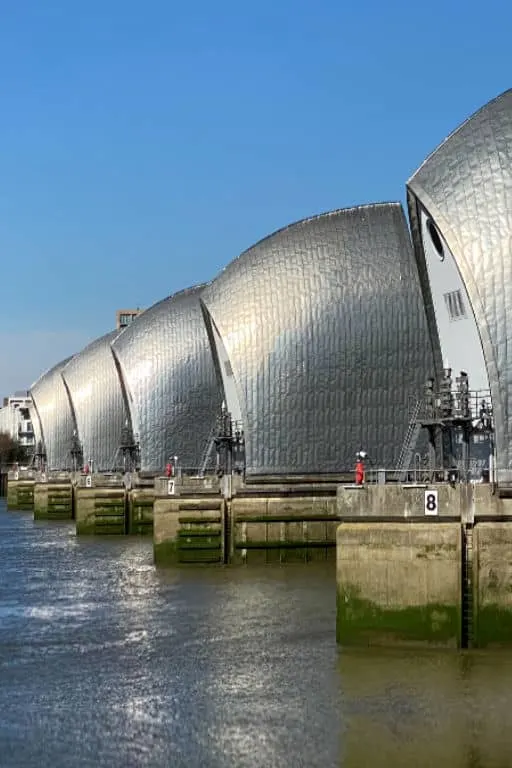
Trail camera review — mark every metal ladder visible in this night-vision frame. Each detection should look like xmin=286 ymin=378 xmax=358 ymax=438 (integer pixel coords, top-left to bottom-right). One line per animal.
xmin=395 ymin=399 xmax=422 ymax=479
xmin=462 ymin=525 xmax=474 ymax=648
xmin=197 ymin=426 xmax=217 ymax=477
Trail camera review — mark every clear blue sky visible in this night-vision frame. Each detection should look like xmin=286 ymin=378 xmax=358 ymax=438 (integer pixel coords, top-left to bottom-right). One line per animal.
xmin=0 ymin=0 xmax=510 ymax=393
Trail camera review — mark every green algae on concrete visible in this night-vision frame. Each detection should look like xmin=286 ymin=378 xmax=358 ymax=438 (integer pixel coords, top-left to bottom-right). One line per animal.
xmin=126 ymin=489 xmax=154 ymax=535
xmin=7 ymin=482 xmax=17 ymax=510
xmin=154 ymin=539 xmax=179 ymax=566
xmin=34 ymin=483 xmax=73 ymax=520
xmin=230 ymin=496 xmax=338 ymax=565
xmin=336 ymin=587 xmax=460 ymax=647
xmin=473 ymin=522 xmax=512 ymax=647
xmin=231 ymin=539 xmax=335 ymax=565
xmin=154 ymin=533 xmax=223 ymax=566
xmin=75 ymin=487 xmax=126 ymax=535
xmin=336 ymin=522 xmax=462 ymax=648
xmin=153 ymin=496 xmax=225 ymax=566
xmin=7 ymin=480 xmax=35 ymax=511
xmin=474 ymin=606 xmax=512 ymax=648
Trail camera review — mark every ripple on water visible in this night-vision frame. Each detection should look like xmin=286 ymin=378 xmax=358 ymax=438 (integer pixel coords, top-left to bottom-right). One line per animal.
xmin=3 ymin=501 xmax=512 ymax=767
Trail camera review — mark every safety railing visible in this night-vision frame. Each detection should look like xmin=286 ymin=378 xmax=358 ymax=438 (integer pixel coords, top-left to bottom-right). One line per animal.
xmin=365 ymin=465 xmax=451 ymax=485
xmin=411 ymin=388 xmax=493 ymax=424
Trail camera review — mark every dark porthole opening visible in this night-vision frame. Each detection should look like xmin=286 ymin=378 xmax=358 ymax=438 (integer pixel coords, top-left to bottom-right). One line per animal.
xmin=426 ymin=218 xmax=444 ymax=260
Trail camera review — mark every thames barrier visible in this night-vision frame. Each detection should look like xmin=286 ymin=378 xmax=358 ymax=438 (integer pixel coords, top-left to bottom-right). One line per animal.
xmin=3 ymin=88 xmax=512 ymax=650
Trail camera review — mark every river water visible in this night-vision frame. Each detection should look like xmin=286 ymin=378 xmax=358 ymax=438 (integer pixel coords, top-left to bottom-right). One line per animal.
xmin=1 ymin=500 xmax=512 ymax=767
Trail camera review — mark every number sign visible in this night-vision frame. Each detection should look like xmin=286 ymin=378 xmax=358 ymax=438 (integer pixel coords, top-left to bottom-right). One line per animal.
xmin=167 ymin=479 xmax=175 ymax=496
xmin=424 ymin=489 xmax=438 ymax=516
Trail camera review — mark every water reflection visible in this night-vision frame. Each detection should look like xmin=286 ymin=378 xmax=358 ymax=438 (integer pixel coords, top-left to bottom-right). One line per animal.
xmin=3 ymin=500 xmax=512 ymax=767
xmin=339 ymin=649 xmax=512 ymax=767
xmin=0 ymin=502 xmax=340 ymax=767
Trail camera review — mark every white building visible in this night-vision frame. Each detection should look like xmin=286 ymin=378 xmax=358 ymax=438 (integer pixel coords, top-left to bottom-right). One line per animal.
xmin=0 ymin=392 xmax=35 ymax=452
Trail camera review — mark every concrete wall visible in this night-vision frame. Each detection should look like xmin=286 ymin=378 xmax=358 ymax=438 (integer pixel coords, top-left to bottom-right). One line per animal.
xmin=153 ymin=475 xmax=221 ymax=495
xmin=154 ymin=496 xmax=225 ymax=565
xmin=338 ymin=483 xmax=462 ymax=518
xmin=34 ymin=482 xmax=73 ymax=520
xmin=127 ymin=488 xmax=154 ymax=535
xmin=473 ymin=484 xmax=512 ymax=516
xmin=230 ymin=495 xmax=338 ymax=564
xmin=7 ymin=480 xmax=35 ymax=511
xmin=474 ymin=523 xmax=512 ymax=647
xmin=74 ymin=476 xmax=154 ymax=536
xmin=337 ymin=482 xmax=512 ymax=520
xmin=336 ymin=522 xmax=462 ymax=648
xmin=75 ymin=487 xmax=126 ymax=535
xmin=336 ymin=483 xmax=512 ymax=648
xmin=153 ymin=476 xmax=339 ymax=566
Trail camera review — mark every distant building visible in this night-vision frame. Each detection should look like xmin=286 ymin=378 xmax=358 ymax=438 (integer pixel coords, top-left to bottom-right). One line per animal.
xmin=0 ymin=392 xmax=35 ymax=452
xmin=116 ymin=309 xmax=142 ymax=329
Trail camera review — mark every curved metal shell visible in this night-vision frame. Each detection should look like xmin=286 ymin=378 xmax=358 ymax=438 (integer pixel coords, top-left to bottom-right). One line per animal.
xmin=29 ymin=357 xmax=75 ymax=470
xmin=28 ymin=399 xmax=43 ymax=451
xmin=407 ymin=88 xmax=512 ymax=482
xmin=111 ymin=286 xmax=222 ymax=473
xmin=61 ymin=330 xmax=127 ymax=472
xmin=201 ymin=203 xmax=434 ymax=476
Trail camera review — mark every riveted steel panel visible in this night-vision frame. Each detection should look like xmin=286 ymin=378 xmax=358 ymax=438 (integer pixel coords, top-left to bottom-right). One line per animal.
xmin=29 ymin=357 xmax=76 ymax=470
xmin=407 ymin=88 xmax=512 ymax=482
xmin=202 ymin=204 xmax=434 ymax=475
xmin=62 ymin=331 xmax=127 ymax=472
xmin=112 ymin=286 xmax=222 ymax=473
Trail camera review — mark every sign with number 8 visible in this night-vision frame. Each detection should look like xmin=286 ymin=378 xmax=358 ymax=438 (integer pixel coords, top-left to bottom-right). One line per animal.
xmin=424 ymin=490 xmax=438 ymax=516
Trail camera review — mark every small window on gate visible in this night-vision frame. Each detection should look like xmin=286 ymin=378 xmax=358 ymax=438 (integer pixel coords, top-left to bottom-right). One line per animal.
xmin=444 ymin=289 xmax=467 ymax=322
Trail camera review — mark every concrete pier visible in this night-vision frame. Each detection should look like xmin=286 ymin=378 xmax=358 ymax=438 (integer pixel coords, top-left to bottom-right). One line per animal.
xmin=7 ymin=472 xmax=35 ymax=511
xmin=12 ymin=465 xmax=512 ymax=652
xmin=153 ymin=477 xmax=225 ymax=565
xmin=74 ymin=474 xmax=155 ymax=535
xmin=230 ymin=490 xmax=338 ymax=564
xmin=473 ymin=523 xmax=512 ymax=647
xmin=126 ymin=480 xmax=155 ymax=535
xmin=336 ymin=522 xmax=461 ymax=647
xmin=32 ymin=473 xmax=75 ymax=520
xmin=74 ymin=474 xmax=126 ymax=535
xmin=337 ymin=482 xmax=463 ymax=519
xmin=153 ymin=475 xmax=340 ymax=566
xmin=336 ymin=482 xmax=512 ymax=648
xmin=34 ymin=481 xmax=74 ymax=520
